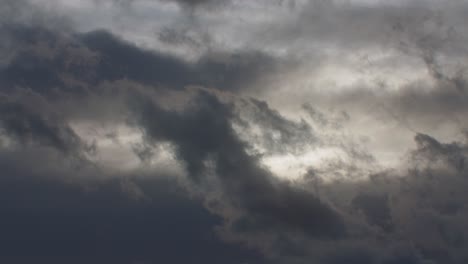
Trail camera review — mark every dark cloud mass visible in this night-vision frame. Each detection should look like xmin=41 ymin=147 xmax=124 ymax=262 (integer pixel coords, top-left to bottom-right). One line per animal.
xmin=129 ymin=90 xmax=346 ymax=239
xmin=2 ymin=0 xmax=468 ymax=264
xmin=0 ymin=25 xmax=284 ymax=96
xmin=0 ymin=161 xmax=264 ymax=264
xmin=0 ymin=94 xmax=83 ymax=155
xmin=160 ymin=0 xmax=232 ymax=10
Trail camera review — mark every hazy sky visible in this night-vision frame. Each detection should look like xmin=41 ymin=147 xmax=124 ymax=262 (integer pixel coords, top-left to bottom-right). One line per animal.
xmin=2 ymin=0 xmax=468 ymax=263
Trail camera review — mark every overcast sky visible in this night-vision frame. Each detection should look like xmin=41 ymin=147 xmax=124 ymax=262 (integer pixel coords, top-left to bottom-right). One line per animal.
xmin=2 ymin=0 xmax=468 ymax=263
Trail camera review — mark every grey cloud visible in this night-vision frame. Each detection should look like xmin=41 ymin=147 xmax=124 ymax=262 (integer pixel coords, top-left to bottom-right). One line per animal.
xmin=252 ymin=1 xmax=468 ymax=57
xmin=300 ymin=74 xmax=468 ymax=141
xmin=129 ymin=89 xmax=346 ymax=241
xmin=159 ymin=0 xmax=232 ymax=10
xmin=302 ymin=103 xmax=350 ymax=130
xmin=115 ymin=0 xmax=227 ymax=9
xmin=352 ymin=193 xmax=393 ymax=233
xmin=1 ymin=26 xmax=285 ymax=96
xmin=0 ymin=25 xmax=99 ymax=96
xmin=300 ymin=133 xmax=468 ymax=264
xmin=0 ymin=0 xmax=69 ymax=27
xmin=235 ymin=98 xmax=315 ymax=155
xmin=0 ymin=91 xmax=89 ymax=158
xmin=158 ymin=26 xmax=212 ymax=51
xmin=320 ymin=244 xmax=376 ymax=264
xmin=131 ymin=142 xmax=155 ymax=163
xmin=412 ymin=133 xmax=467 ymax=173
xmin=0 ymin=148 xmax=263 ymax=264
xmin=3 ymin=2 xmax=468 ymax=264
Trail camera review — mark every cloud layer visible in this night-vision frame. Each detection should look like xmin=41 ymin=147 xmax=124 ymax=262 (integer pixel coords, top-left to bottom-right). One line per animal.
xmin=2 ymin=1 xmax=468 ymax=263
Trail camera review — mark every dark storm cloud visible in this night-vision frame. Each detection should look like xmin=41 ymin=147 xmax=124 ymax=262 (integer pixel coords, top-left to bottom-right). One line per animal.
xmin=380 ymin=134 xmax=468 ymax=263
xmin=320 ymin=244 xmax=376 ymax=264
xmin=0 ymin=0 xmax=73 ymax=70
xmin=0 ymin=21 xmax=270 ymax=263
xmin=80 ymin=30 xmax=192 ymax=89
xmin=1 ymin=24 xmax=464 ymax=264
xmin=352 ymin=193 xmax=393 ymax=233
xmin=113 ymin=0 xmax=229 ymax=9
xmin=0 ymin=20 xmax=347 ymax=256
xmin=0 ymin=25 xmax=284 ymax=96
xmin=3 ymin=1 xmax=468 ymax=264
xmin=160 ymin=0 xmax=231 ymax=10
xmin=82 ymin=29 xmax=284 ymax=91
xmin=412 ymin=133 xmax=467 ymax=172
xmin=158 ymin=26 xmax=212 ymax=50
xmin=0 ymin=150 xmax=263 ymax=264
xmin=0 ymin=25 xmax=99 ymax=96
xmin=300 ymin=133 xmax=468 ymax=264
xmin=129 ymin=89 xmax=346 ymax=240
xmin=0 ymin=91 xmax=90 ymax=157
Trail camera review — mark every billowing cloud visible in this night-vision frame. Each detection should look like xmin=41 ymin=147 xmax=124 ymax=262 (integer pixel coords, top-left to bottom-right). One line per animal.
xmin=2 ymin=1 xmax=468 ymax=264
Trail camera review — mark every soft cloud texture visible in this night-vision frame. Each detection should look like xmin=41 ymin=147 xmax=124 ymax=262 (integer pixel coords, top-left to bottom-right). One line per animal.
xmin=2 ymin=1 xmax=468 ymax=263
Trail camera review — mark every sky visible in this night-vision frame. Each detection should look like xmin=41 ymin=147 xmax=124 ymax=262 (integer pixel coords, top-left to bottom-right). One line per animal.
xmin=1 ymin=0 xmax=468 ymax=263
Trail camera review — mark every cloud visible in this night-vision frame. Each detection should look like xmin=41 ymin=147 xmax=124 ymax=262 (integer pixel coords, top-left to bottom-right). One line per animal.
xmin=301 ymin=133 xmax=468 ymax=264
xmin=235 ymin=98 xmax=315 ymax=155
xmin=1 ymin=25 xmax=287 ymax=96
xmin=159 ymin=0 xmax=232 ymax=11
xmin=352 ymin=193 xmax=394 ymax=233
xmin=0 ymin=152 xmax=263 ymax=264
xmin=129 ymin=89 xmax=346 ymax=241
xmin=2 ymin=2 xmax=468 ymax=263
xmin=0 ymin=90 xmax=91 ymax=159
xmin=0 ymin=22 xmax=345 ymax=258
